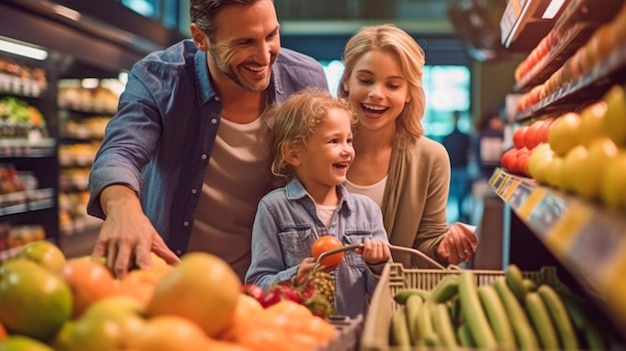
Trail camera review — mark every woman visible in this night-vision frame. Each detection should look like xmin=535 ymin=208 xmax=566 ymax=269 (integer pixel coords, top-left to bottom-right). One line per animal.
xmin=338 ymin=24 xmax=479 ymax=268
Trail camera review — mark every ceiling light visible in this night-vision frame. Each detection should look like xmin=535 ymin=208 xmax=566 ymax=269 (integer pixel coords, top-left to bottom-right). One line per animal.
xmin=0 ymin=36 xmax=48 ymax=61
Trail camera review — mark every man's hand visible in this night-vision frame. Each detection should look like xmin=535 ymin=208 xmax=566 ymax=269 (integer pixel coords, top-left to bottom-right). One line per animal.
xmin=437 ymin=222 xmax=479 ymax=265
xmin=91 ymin=185 xmax=180 ymax=278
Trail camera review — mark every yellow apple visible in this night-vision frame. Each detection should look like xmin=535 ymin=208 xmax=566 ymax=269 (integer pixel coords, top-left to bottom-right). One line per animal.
xmin=67 ymin=296 xmax=147 ymax=351
xmin=601 ymin=150 xmax=626 ymax=208
xmin=545 ymin=156 xmax=565 ymax=189
xmin=18 ymin=240 xmax=66 ymax=274
xmin=575 ymin=137 xmax=619 ymax=200
xmin=528 ymin=143 xmax=555 ymax=184
xmin=560 ymin=144 xmax=589 ymax=193
xmin=548 ymin=112 xmax=582 ymax=156
xmin=577 ymin=101 xmax=608 ymax=147
xmin=602 ymin=84 xmax=626 ymax=146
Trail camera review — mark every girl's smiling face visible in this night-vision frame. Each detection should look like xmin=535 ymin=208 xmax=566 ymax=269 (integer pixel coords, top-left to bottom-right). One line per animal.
xmin=344 ymin=49 xmax=411 ymax=133
xmin=293 ymin=107 xmax=355 ymax=199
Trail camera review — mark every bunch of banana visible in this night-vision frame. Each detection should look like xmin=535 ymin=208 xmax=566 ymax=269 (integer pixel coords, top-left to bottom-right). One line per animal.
xmin=389 ymin=264 xmax=616 ymax=350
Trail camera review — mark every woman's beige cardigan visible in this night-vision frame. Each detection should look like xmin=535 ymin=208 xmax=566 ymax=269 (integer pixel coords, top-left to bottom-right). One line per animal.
xmin=381 ymin=135 xmax=451 ymax=268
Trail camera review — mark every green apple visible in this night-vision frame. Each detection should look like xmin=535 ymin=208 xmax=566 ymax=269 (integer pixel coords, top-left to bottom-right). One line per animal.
xmin=0 ymin=335 xmax=55 ymax=351
xmin=0 ymin=259 xmax=72 ymax=342
xmin=18 ymin=240 xmax=66 ymax=274
xmin=68 ymin=296 xmax=147 ymax=351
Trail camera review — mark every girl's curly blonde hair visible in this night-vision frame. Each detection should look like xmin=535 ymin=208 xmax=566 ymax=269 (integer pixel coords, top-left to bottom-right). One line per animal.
xmin=267 ymin=88 xmax=357 ymax=187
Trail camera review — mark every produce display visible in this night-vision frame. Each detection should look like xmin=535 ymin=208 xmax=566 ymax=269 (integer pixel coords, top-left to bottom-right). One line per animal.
xmin=0 ymin=96 xmax=47 ymax=139
xmin=388 ymin=265 xmax=617 ymax=350
xmin=0 ymin=240 xmax=342 ymax=351
xmin=502 ymin=83 xmax=626 ymax=209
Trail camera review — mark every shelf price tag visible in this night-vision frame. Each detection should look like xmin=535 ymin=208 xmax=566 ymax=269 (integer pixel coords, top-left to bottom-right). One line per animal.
xmin=508 ymin=183 xmax=532 ymax=209
xmin=489 ymin=168 xmax=503 ymax=187
xmin=544 ymin=202 xmax=591 ymax=259
xmin=526 ymin=193 xmax=567 ymax=238
xmin=498 ymin=177 xmax=520 ymax=201
xmin=516 ymin=187 xmax=547 ymax=220
xmin=490 ymin=171 xmax=506 ymax=191
xmin=501 ymin=178 xmax=521 ymax=201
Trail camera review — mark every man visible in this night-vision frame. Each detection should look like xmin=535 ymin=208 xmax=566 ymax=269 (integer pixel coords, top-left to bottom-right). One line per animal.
xmin=87 ymin=0 xmax=328 ymax=279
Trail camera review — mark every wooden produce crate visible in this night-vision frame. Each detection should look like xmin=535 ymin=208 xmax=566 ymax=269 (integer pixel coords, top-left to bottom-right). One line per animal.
xmin=360 ymin=263 xmax=568 ymax=351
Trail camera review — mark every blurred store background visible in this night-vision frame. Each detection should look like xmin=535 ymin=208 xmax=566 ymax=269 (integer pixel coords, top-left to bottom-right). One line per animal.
xmin=0 ymin=0 xmax=559 ymax=258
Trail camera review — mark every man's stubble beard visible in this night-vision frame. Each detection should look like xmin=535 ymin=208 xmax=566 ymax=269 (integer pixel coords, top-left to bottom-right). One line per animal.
xmin=209 ymin=46 xmax=271 ymax=93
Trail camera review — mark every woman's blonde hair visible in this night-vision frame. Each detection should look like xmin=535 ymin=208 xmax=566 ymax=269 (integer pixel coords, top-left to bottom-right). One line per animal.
xmin=268 ymin=88 xmax=356 ymax=187
xmin=338 ymin=24 xmax=426 ymax=147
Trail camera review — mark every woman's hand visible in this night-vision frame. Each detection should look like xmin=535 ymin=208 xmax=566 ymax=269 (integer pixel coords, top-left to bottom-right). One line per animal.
xmin=356 ymin=237 xmax=391 ymax=265
xmin=437 ymin=222 xmax=479 ymax=264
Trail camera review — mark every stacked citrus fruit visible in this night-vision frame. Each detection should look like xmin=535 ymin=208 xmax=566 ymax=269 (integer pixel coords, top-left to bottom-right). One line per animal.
xmin=0 ymin=240 xmax=336 ymax=351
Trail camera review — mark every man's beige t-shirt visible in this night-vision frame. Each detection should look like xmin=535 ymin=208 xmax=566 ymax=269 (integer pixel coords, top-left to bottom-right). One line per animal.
xmin=188 ymin=116 xmax=272 ymax=280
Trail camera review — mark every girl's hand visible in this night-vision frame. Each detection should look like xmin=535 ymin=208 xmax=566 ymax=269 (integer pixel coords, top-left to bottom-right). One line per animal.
xmin=437 ymin=222 xmax=479 ymax=264
xmin=356 ymin=237 xmax=391 ymax=265
xmin=295 ymin=258 xmax=316 ymax=284
xmin=295 ymin=257 xmax=335 ymax=284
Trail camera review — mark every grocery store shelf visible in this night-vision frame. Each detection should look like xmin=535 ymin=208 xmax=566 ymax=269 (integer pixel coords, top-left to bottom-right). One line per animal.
xmin=489 ymin=168 xmax=626 ymax=333
xmin=500 ymin=0 xmax=545 ymax=49
xmin=515 ymin=41 xmax=626 ymax=121
xmin=514 ymin=23 xmax=591 ymax=93
xmin=0 ymin=138 xmax=55 ymax=158
xmin=0 ymin=188 xmax=55 ymax=216
xmin=0 ymin=74 xmax=45 ymax=97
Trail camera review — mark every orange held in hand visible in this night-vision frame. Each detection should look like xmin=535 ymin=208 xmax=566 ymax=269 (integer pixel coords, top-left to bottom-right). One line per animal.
xmin=311 ymin=235 xmax=344 ymax=268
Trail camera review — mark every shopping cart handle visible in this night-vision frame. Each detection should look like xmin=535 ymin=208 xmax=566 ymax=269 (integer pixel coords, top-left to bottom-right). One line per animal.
xmin=315 ymin=243 xmax=451 ymax=270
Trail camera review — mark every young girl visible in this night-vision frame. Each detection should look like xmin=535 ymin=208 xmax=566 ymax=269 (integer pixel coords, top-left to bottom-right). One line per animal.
xmin=338 ymin=24 xmax=479 ymax=268
xmin=245 ymin=88 xmax=391 ymax=318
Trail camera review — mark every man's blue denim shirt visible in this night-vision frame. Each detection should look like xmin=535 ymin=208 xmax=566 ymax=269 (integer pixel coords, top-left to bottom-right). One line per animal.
xmin=87 ymin=39 xmax=328 ymax=255
xmin=245 ymin=178 xmax=389 ymax=318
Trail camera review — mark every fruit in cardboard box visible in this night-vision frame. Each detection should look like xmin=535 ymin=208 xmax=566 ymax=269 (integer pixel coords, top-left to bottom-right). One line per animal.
xmin=0 ymin=259 xmax=72 ymax=341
